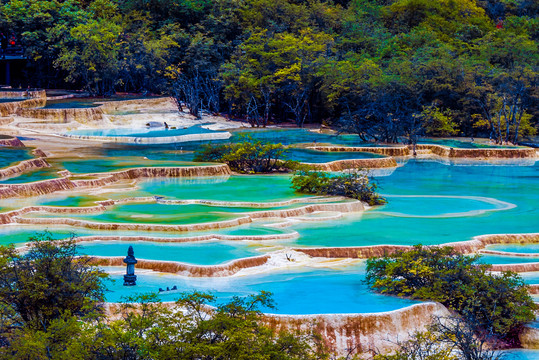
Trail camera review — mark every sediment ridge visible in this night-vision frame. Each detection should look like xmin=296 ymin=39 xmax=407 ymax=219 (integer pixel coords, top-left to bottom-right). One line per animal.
xmin=414 ymin=144 xmax=536 ymax=159
xmin=0 ymin=90 xmax=46 ymax=99
xmin=9 ymin=200 xmax=362 ymax=232
xmin=308 ymin=144 xmax=536 ymax=159
xmin=0 ymin=97 xmax=47 ymax=116
xmin=0 ymin=158 xmax=50 ymax=179
xmin=306 ymin=157 xmax=398 ymax=170
xmin=61 ymin=131 xmax=232 ymax=144
xmin=0 ymin=164 xmax=232 ymax=199
xmin=293 ymin=233 xmax=539 ymax=260
xmin=263 ymin=302 xmax=450 ymax=356
xmin=71 ymin=231 xmax=300 ymax=244
xmin=0 ymin=136 xmax=25 ymax=147
xmin=88 ymin=254 xmax=270 ymax=277
xmin=308 ymin=146 xmax=409 ymax=157
xmin=17 ymin=107 xmax=105 ymax=123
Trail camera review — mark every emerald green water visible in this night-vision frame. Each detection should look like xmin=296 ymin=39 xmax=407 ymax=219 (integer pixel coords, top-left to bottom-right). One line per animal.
xmin=0 ymin=223 xmax=291 ymax=246
xmin=0 ymin=168 xmax=59 ymax=183
xmin=55 ymin=157 xmax=212 ymax=174
xmin=135 ymin=175 xmax=308 ymax=202
xmin=24 ymin=202 xmax=302 ymax=225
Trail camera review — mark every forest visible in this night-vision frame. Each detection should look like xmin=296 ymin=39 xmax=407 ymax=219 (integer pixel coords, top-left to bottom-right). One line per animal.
xmin=0 ymin=0 xmax=537 ymax=142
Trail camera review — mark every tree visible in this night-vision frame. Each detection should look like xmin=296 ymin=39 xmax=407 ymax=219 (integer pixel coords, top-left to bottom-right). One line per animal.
xmin=373 ymin=316 xmax=507 ymax=360
xmin=193 ymin=136 xmax=294 ymax=173
xmin=0 ymin=232 xmax=106 ymax=332
xmin=291 ymin=170 xmax=386 ymax=205
xmin=366 ymin=245 xmax=536 ymax=346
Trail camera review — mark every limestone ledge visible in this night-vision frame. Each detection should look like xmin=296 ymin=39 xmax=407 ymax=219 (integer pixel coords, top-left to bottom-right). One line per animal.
xmin=87 ymin=254 xmax=270 ymax=277
xmin=0 ymin=90 xmax=46 ymax=99
xmin=294 ymin=233 xmax=539 ymax=270
xmin=263 ymin=302 xmax=451 ymax=357
xmin=0 ymin=164 xmax=232 ymax=199
xmin=156 ymin=195 xmax=346 ymax=208
xmin=0 ymin=158 xmax=50 ymax=179
xmin=0 ymin=136 xmax=25 ymax=147
xmin=70 ymin=231 xmax=300 ymax=244
xmin=306 ymin=157 xmax=398 ymax=170
xmin=98 ymin=97 xmax=176 ymax=112
xmin=0 ymin=98 xmax=47 ymax=117
xmin=102 ymin=299 xmax=450 ymax=357
xmin=60 ymin=131 xmax=232 ymax=144
xmin=520 ymin=326 xmax=539 ymax=350
xmin=8 ymin=200 xmax=363 ymax=233
xmin=308 ymin=146 xmax=409 ymax=157
xmin=17 ymin=107 xmax=104 ymax=123
xmin=308 ymin=144 xmax=536 ymax=159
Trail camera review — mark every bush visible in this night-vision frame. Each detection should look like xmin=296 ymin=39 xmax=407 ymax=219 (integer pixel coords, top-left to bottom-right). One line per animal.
xmin=0 ymin=232 xmax=107 ymax=332
xmin=194 ymin=136 xmax=296 ymax=173
xmin=291 ymin=170 xmax=386 ymax=205
xmin=366 ymin=245 xmax=536 ymax=346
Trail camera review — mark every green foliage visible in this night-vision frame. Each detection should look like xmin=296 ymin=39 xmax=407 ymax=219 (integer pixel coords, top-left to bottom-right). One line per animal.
xmin=1 ymin=291 xmax=328 ymax=359
xmin=194 ymin=136 xmax=295 ymax=173
xmin=291 ymin=170 xmax=386 ymax=205
xmin=366 ymin=245 xmax=536 ymax=345
xmin=0 ymin=232 xmax=107 ymax=333
xmin=0 ymin=0 xmax=536 ymax=136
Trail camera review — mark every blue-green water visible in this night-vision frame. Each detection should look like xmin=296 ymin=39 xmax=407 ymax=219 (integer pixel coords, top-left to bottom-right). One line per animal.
xmin=55 ymin=157 xmax=211 ymax=174
xmin=0 ymin=168 xmax=59 ymax=183
xmin=80 ymin=241 xmax=260 ymax=265
xmin=44 ymin=100 xmax=99 ymax=109
xmin=486 ymin=244 xmax=539 ymax=254
xmin=502 ymin=350 xmax=539 ymax=359
xmin=478 ymin=255 xmax=539 ymax=265
xmin=134 ymin=175 xmax=308 ymax=202
xmin=68 ymin=125 xmax=218 ymax=138
xmin=26 ymin=202 xmax=301 ymax=225
xmin=103 ymin=263 xmax=420 ymax=314
xmin=0 ymin=98 xmax=25 ymax=103
xmin=286 ymin=148 xmax=382 ymax=162
xmin=418 ymin=137 xmax=515 ymax=149
xmin=0 ymin=147 xmax=32 ymax=169
xmin=293 ymin=159 xmax=538 ymax=247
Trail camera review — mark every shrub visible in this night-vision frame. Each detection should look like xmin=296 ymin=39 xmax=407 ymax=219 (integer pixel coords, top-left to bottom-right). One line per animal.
xmin=366 ymin=245 xmax=536 ymax=346
xmin=0 ymin=232 xmax=107 ymax=331
xmin=194 ymin=136 xmax=296 ymax=173
xmin=291 ymin=170 xmax=386 ymax=205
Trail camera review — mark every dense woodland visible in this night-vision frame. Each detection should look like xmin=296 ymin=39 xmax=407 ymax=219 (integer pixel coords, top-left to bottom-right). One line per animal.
xmin=0 ymin=0 xmax=538 ymax=142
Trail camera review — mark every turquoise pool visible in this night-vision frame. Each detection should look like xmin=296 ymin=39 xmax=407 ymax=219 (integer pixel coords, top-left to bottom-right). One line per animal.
xmin=56 ymin=157 xmax=211 ymax=174
xmin=67 ymin=125 xmax=218 ymax=138
xmin=102 ymin=263 xmax=420 ymax=314
xmin=292 ymin=159 xmax=538 ymax=247
xmin=486 ymin=244 xmax=539 ymax=254
xmin=79 ymin=240 xmax=261 ymax=265
xmin=0 ymin=147 xmax=32 ymax=169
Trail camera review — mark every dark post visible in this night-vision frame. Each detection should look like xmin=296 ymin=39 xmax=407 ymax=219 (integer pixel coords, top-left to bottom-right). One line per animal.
xmin=123 ymin=246 xmax=137 ymax=286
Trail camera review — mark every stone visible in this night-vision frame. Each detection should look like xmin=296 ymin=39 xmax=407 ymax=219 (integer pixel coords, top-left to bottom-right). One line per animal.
xmin=123 ymin=246 xmax=138 ymax=286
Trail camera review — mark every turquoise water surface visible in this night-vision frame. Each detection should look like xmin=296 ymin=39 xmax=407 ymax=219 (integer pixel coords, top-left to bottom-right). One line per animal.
xmin=79 ymin=240 xmax=260 ymax=265
xmin=68 ymin=125 xmax=219 ymax=138
xmin=293 ymin=159 xmax=538 ymax=247
xmin=0 ymin=147 xmax=32 ymax=169
xmin=103 ymin=263 xmax=420 ymax=314
xmin=486 ymin=244 xmax=539 ymax=254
